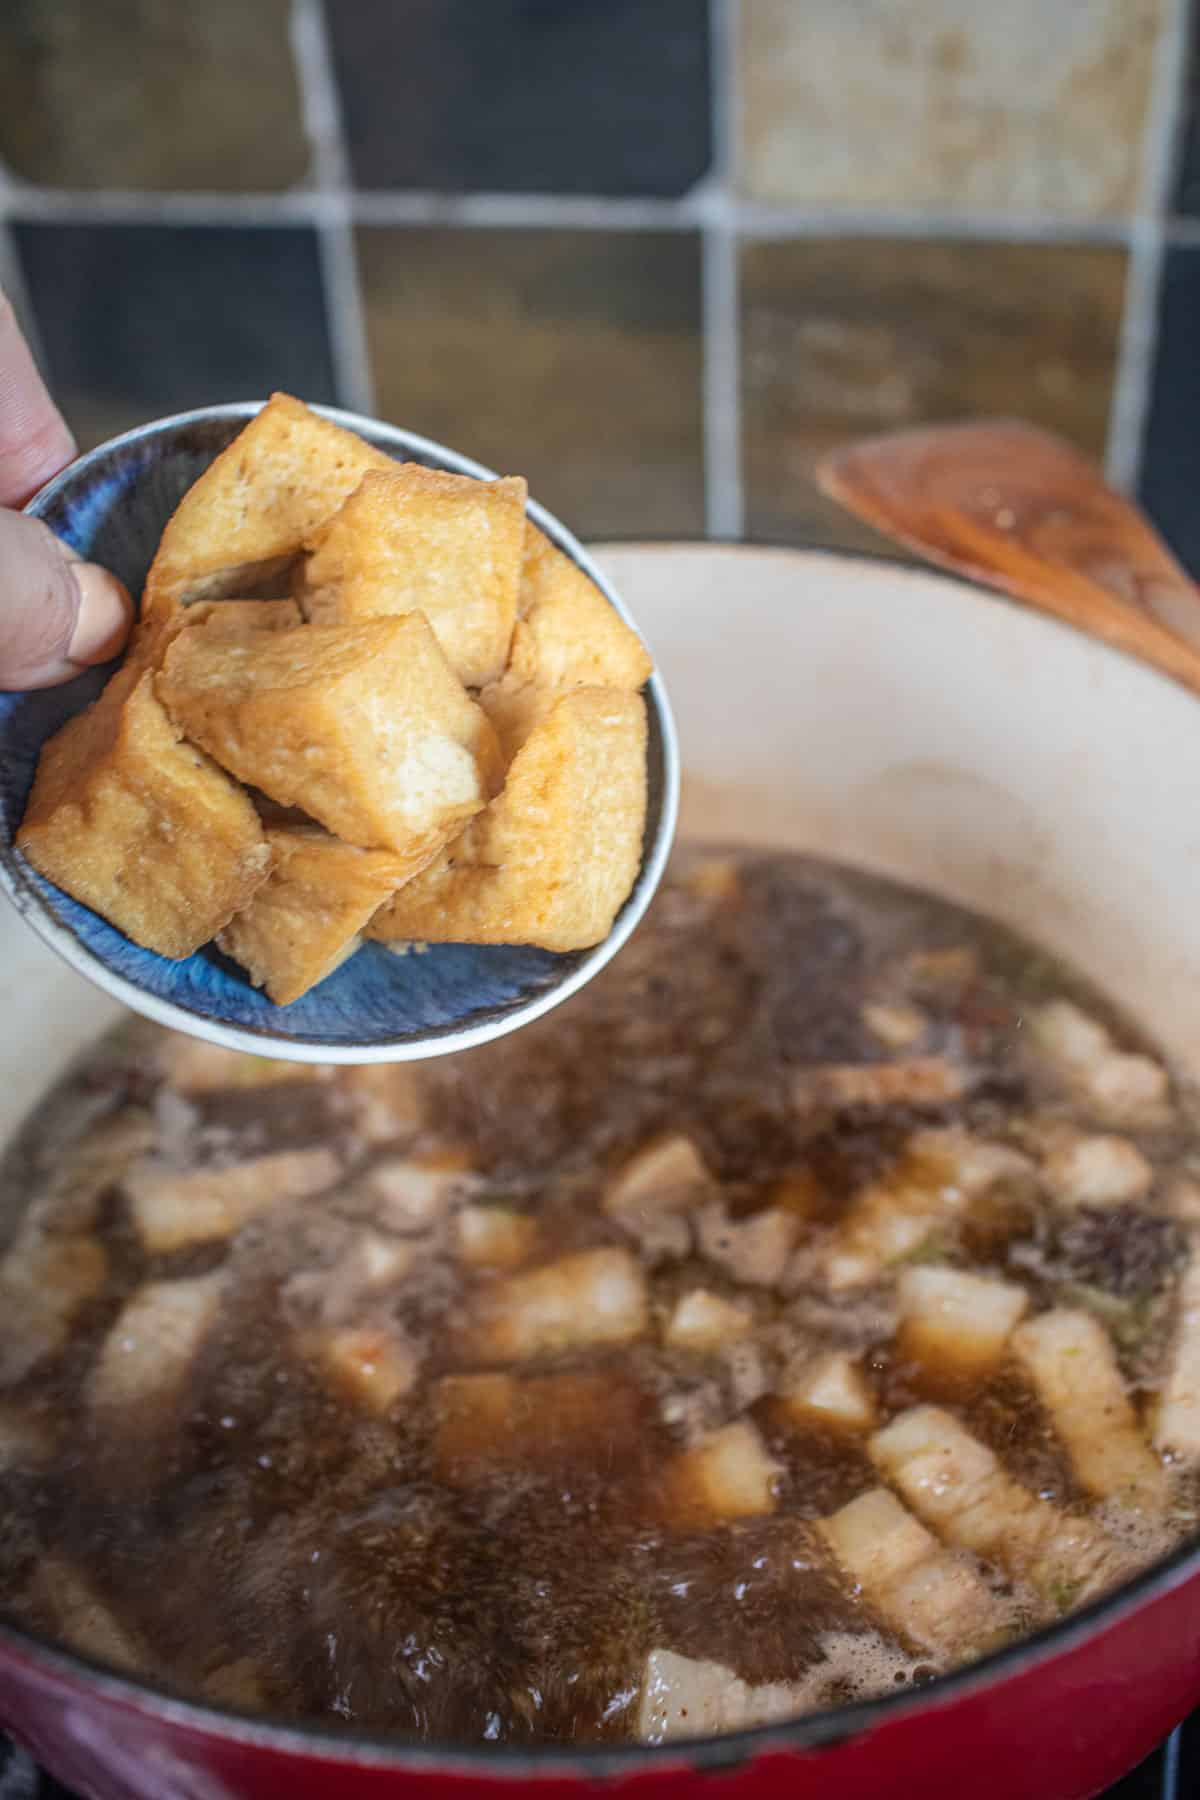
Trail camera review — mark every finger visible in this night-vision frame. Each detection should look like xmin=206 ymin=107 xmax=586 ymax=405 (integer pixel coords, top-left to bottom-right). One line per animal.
xmin=0 ymin=291 xmax=76 ymax=508
xmin=0 ymin=509 xmax=131 ymax=690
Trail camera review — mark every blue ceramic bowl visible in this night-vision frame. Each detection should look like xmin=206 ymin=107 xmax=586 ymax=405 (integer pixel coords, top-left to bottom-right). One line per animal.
xmin=0 ymin=403 xmax=678 ymax=1063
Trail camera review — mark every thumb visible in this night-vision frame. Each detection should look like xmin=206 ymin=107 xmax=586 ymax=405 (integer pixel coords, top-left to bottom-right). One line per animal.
xmin=0 ymin=509 xmax=131 ymax=690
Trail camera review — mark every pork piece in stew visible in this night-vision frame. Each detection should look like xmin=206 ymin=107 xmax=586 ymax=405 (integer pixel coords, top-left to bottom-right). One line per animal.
xmin=2 ymin=848 xmax=1199 ymax=1746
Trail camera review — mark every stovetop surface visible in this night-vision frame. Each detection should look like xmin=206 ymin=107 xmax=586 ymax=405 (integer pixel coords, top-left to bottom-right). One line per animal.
xmin=4 ymin=1716 xmax=1200 ymax=1800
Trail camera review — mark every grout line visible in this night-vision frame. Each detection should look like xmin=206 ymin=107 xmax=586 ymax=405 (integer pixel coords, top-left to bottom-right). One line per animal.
xmin=1104 ymin=0 xmax=1191 ymax=491
xmin=289 ymin=0 xmax=375 ymax=415
xmin=734 ymin=204 xmax=1135 ymax=246
xmin=700 ymin=0 xmax=743 ymax=540
xmin=0 ymin=179 xmax=1156 ymax=245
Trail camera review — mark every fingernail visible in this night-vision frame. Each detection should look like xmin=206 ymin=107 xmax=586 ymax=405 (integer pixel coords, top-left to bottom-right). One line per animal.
xmin=66 ymin=564 xmax=133 ymax=667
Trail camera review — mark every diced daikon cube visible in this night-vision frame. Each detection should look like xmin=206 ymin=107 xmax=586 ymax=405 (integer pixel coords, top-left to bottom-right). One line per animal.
xmin=667 ymin=1419 xmax=782 ymax=1523
xmin=664 ymin=1288 xmax=753 ymax=1353
xmin=897 ymin=1266 xmax=1029 ymax=1373
xmin=778 ymin=1351 xmax=877 ymax=1432
xmin=454 ymin=1205 xmax=539 ymax=1269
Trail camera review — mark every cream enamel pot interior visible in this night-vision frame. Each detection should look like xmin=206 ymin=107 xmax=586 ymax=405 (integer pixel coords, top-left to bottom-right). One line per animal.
xmin=2 ymin=539 xmax=1200 ymax=1800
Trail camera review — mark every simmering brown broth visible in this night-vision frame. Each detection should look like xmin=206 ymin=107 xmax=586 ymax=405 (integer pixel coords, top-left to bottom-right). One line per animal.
xmin=1 ymin=847 xmax=1198 ymax=1744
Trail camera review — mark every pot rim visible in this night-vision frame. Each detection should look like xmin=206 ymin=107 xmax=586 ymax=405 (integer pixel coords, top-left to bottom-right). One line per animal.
xmin=4 ymin=534 xmax=1198 ymax=1775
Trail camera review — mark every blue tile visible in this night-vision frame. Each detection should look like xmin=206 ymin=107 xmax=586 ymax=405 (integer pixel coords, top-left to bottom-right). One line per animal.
xmin=1139 ymin=246 xmax=1200 ymax=574
xmin=328 ymin=0 xmax=711 ymax=196
xmin=13 ymin=224 xmax=338 ymax=450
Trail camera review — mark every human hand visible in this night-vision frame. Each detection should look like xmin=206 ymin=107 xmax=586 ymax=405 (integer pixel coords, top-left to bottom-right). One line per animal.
xmin=0 ymin=294 xmax=131 ymax=690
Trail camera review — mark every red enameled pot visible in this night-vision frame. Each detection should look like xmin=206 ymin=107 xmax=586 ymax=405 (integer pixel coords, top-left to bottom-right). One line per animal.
xmin=4 ymin=541 xmax=1200 ymax=1798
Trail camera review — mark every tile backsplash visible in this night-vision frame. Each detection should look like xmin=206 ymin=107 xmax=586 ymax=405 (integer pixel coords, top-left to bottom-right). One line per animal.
xmin=0 ymin=0 xmax=1197 ymax=566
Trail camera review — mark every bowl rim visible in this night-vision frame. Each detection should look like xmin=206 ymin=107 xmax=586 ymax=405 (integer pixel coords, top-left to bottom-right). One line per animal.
xmin=0 ymin=400 xmax=679 ymax=1064
xmin=2 ymin=535 xmax=1199 ymax=1774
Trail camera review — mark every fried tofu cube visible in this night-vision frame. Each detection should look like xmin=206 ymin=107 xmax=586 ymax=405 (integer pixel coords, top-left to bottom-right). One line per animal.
xmin=143 ymin=392 xmax=395 ymax=619
xmin=666 ymin=1420 xmax=782 ymax=1523
xmin=454 ymin=1205 xmax=540 ymax=1269
xmin=89 ymin=1272 xmax=226 ymax=1413
xmin=1012 ymin=1309 xmax=1165 ymax=1508
xmin=370 ymin=688 xmax=647 ymax=952
xmin=179 ymin=598 xmax=303 ymax=638
xmin=308 ymin=1324 xmax=419 ymax=1414
xmin=463 ymin=1246 xmax=648 ymax=1363
xmin=158 ymin=612 xmax=502 ymax=856
xmin=665 ymin=1289 xmax=754 ymax=1353
xmin=476 ymin=671 xmax=558 ymax=764
xmin=302 ymin=466 xmax=527 ymax=687
xmin=778 ymin=1351 xmax=877 ymax=1432
xmin=17 ymin=671 xmax=270 ymax=959
xmin=125 ymin=1147 xmax=340 ymax=1253
xmin=217 ymin=826 xmax=421 ymax=1004
xmin=508 ymin=526 xmax=652 ymax=692
xmin=896 ymin=1266 xmax=1029 ymax=1376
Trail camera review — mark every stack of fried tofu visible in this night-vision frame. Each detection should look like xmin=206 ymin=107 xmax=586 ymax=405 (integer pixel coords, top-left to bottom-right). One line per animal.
xmin=17 ymin=395 xmax=651 ymax=1004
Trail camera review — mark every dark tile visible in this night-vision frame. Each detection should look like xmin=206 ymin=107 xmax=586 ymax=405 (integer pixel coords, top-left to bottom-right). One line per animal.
xmin=741 ymin=237 xmax=1127 ymax=552
xmin=1172 ymin=7 xmax=1200 ymax=214
xmin=14 ymin=224 xmax=338 ymax=451
xmin=0 ymin=0 xmax=308 ymax=192
xmin=1140 ymin=247 xmax=1200 ymax=574
xmin=358 ymin=226 xmax=705 ymax=539
xmin=329 ymin=0 xmax=711 ymax=196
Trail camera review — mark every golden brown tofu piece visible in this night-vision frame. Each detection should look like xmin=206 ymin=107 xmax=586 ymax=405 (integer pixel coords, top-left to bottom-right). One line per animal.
xmin=302 ymin=466 xmax=527 ymax=687
xmin=510 ymin=526 xmax=652 ymax=692
xmin=370 ymin=688 xmax=647 ymax=951
xmin=17 ymin=670 xmax=270 ymax=959
xmin=476 ymin=671 xmax=558 ymax=764
xmin=176 ymin=598 xmax=303 ymax=638
xmin=218 ymin=825 xmax=423 ymax=1004
xmin=158 ymin=612 xmax=502 ymax=856
xmin=143 ymin=392 xmax=395 ymax=620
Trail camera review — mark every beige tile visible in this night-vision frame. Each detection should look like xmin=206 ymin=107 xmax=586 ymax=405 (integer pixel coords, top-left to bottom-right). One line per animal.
xmin=358 ymin=228 xmax=705 ymax=542
xmin=741 ymin=238 xmax=1127 ymax=550
xmin=739 ymin=0 xmax=1161 ymax=219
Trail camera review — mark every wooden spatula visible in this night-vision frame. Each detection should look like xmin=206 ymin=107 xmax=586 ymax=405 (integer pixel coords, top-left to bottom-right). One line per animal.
xmin=816 ymin=419 xmax=1200 ymax=696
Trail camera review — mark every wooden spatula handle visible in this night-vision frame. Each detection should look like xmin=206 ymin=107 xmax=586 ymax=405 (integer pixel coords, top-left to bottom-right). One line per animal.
xmin=817 ymin=420 xmax=1200 ymax=697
